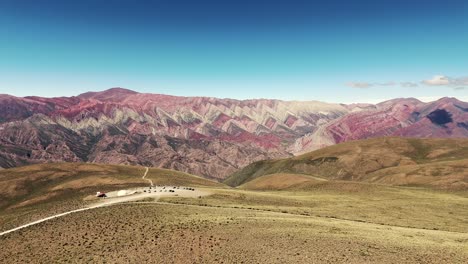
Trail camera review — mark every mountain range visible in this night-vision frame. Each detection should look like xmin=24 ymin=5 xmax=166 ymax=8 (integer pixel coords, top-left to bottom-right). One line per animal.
xmin=0 ymin=88 xmax=467 ymax=180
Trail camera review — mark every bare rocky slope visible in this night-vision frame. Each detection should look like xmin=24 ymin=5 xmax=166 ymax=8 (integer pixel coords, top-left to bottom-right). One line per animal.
xmin=0 ymin=88 xmax=467 ymax=180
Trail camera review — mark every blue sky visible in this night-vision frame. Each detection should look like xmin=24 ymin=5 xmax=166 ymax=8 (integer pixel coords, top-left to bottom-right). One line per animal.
xmin=0 ymin=0 xmax=467 ymax=103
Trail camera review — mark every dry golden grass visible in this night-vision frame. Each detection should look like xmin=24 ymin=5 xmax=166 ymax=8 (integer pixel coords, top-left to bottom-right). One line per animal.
xmin=164 ymin=184 xmax=468 ymax=233
xmin=225 ymin=137 xmax=468 ymax=190
xmin=144 ymin=168 xmax=224 ymax=188
xmin=1 ymin=203 xmax=467 ymax=263
xmin=239 ymin=173 xmax=326 ymax=190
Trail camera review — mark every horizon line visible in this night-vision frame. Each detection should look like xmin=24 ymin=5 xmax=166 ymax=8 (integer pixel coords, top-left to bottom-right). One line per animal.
xmin=2 ymin=87 xmax=467 ymax=105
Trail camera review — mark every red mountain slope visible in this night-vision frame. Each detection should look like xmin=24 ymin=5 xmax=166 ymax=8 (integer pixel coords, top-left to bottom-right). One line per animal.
xmin=0 ymin=88 xmax=466 ymax=180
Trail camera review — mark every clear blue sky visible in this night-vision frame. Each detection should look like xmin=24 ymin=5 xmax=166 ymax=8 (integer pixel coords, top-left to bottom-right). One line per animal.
xmin=0 ymin=0 xmax=467 ymax=103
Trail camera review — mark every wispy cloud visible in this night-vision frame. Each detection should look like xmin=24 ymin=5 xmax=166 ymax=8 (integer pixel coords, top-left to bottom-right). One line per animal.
xmin=422 ymin=75 xmax=468 ymax=87
xmin=347 ymin=75 xmax=467 ymax=90
xmin=401 ymin=82 xmax=418 ymax=87
xmin=453 ymin=77 xmax=468 ymax=86
xmin=346 ymin=82 xmax=374 ymax=88
xmin=346 ymin=81 xmax=396 ymax=89
xmin=377 ymin=82 xmax=396 ymax=86
xmin=422 ymin=75 xmax=451 ymax=86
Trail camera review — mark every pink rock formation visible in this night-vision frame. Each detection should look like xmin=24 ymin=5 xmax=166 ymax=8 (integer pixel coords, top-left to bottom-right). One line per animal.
xmin=0 ymin=88 xmax=466 ymax=180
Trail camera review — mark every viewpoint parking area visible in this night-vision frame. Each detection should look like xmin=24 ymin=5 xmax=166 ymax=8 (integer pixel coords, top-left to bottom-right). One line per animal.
xmin=95 ymin=186 xmax=205 ymax=204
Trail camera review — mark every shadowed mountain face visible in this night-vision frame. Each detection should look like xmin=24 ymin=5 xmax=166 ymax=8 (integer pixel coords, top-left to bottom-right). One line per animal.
xmin=0 ymin=88 xmax=467 ymax=180
xmin=289 ymin=98 xmax=468 ymax=154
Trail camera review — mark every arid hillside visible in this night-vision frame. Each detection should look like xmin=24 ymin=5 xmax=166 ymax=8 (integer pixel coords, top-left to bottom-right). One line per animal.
xmin=225 ymin=137 xmax=468 ymax=190
xmin=1 ymin=161 xmax=468 ymax=263
xmin=0 ymin=163 xmax=223 ymax=232
xmin=0 ymin=163 xmax=221 ymax=209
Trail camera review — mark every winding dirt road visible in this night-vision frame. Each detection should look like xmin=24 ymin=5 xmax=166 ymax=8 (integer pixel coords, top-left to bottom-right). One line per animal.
xmin=141 ymin=167 xmax=153 ymax=186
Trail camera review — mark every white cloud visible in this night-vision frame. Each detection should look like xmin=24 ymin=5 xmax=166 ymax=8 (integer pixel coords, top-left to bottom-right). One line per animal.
xmin=422 ymin=75 xmax=451 ymax=86
xmin=421 ymin=75 xmax=468 ymax=88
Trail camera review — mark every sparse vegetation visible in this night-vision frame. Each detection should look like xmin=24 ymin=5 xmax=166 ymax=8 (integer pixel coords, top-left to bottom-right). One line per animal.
xmin=1 ymin=203 xmax=467 ymax=263
xmin=0 ymin=156 xmax=467 ymax=263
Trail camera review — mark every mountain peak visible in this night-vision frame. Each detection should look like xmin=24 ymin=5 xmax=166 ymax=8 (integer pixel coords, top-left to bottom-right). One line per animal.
xmin=434 ymin=97 xmax=464 ymax=103
xmin=104 ymin=87 xmax=137 ymax=93
xmin=78 ymin=87 xmax=139 ymax=102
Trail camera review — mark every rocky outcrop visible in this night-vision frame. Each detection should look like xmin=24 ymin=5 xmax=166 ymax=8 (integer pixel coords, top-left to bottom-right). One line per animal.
xmin=0 ymin=89 xmax=345 ymax=179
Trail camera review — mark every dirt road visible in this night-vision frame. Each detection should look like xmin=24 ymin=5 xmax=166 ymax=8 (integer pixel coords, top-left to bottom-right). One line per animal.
xmin=141 ymin=167 xmax=153 ymax=186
